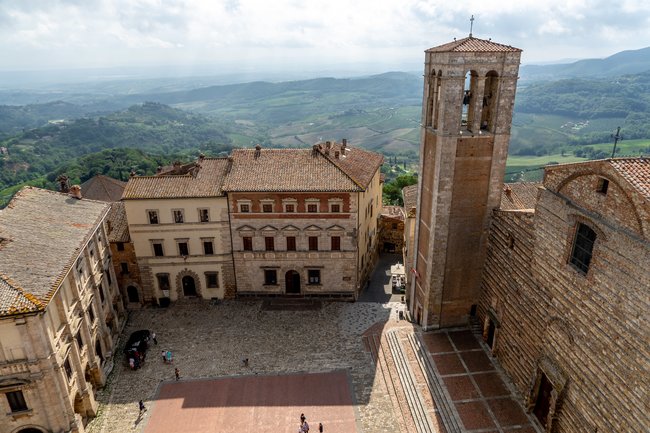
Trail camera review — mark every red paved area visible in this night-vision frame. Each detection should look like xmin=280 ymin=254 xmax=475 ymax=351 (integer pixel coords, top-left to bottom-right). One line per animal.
xmin=423 ymin=330 xmax=540 ymax=433
xmin=144 ymin=371 xmax=358 ymax=433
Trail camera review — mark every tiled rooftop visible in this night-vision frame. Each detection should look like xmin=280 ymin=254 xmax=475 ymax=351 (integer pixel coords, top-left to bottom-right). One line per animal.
xmin=402 ymin=184 xmax=418 ymax=212
xmin=106 ymin=202 xmax=130 ymax=243
xmin=610 ymin=158 xmax=650 ymax=199
xmin=500 ymin=182 xmax=541 ymax=211
xmin=80 ymin=174 xmax=126 ymax=202
xmin=426 ymin=36 xmax=521 ymax=53
xmin=0 ymin=187 xmax=109 ymax=316
xmin=223 ymin=143 xmax=383 ymax=192
xmin=122 ymin=158 xmax=230 ymax=199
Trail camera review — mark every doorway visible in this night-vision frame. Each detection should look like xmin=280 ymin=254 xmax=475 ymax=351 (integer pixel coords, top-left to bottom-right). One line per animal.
xmin=533 ymin=372 xmax=554 ymax=428
xmin=285 ymin=270 xmax=301 ymax=294
xmin=182 ymin=276 xmax=197 ymax=297
xmin=127 ymin=285 xmax=139 ymax=303
xmin=486 ymin=318 xmax=496 ymax=349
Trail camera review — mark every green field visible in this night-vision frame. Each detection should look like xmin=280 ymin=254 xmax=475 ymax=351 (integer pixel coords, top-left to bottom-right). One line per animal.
xmin=505 ymin=153 xmax=588 ymax=182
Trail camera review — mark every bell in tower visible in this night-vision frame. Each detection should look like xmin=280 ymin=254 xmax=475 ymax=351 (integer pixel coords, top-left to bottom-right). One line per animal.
xmin=410 ymin=34 xmax=522 ymax=329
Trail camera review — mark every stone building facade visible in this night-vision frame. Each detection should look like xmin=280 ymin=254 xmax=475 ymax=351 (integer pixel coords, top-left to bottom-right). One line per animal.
xmin=378 ymin=205 xmax=405 ymax=253
xmin=122 ymin=158 xmax=236 ymax=304
xmin=411 ymin=36 xmax=522 ymax=328
xmin=478 ymin=160 xmax=649 ymax=433
xmin=223 ymin=142 xmax=383 ymax=299
xmin=0 ymin=187 xmax=124 ymax=433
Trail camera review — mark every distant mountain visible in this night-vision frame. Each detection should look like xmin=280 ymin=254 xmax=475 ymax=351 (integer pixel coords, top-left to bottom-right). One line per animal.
xmin=521 ymin=47 xmax=650 ymax=81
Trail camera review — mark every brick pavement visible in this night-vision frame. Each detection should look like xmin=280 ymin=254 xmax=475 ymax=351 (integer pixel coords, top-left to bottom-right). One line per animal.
xmin=86 ymin=299 xmax=403 ymax=433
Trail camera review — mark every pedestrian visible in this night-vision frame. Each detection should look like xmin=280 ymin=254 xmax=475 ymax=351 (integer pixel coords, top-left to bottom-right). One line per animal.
xmin=302 ymin=419 xmax=310 ymax=432
xmin=166 ymin=350 xmax=173 ymax=363
xmin=175 ymin=367 xmax=180 ymax=381
xmin=318 ymin=422 xmax=323 ymax=432
xmin=139 ymin=400 xmax=146 ymax=414
xmin=161 ymin=350 xmax=167 ymax=363
xmin=129 ymin=357 xmax=135 ymax=370
xmin=151 ymin=332 xmax=158 ymax=345
xmin=300 ymin=413 xmax=305 ymax=424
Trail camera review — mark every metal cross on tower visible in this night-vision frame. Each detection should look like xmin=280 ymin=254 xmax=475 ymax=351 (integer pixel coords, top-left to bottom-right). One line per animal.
xmin=611 ymin=126 xmax=623 ymax=158
xmin=469 ymin=15 xmax=475 ymax=37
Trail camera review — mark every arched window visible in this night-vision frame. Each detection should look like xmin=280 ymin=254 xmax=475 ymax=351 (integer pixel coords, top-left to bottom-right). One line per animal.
xmin=569 ymin=223 xmax=597 ymax=274
xmin=433 ymin=70 xmax=442 ymax=129
xmin=461 ymin=70 xmax=478 ymax=130
xmin=481 ymin=71 xmax=499 ymax=132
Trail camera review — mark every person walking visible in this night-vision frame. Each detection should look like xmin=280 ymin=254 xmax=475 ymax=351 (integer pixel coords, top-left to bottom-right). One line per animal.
xmin=318 ymin=422 xmax=323 ymax=432
xmin=174 ymin=367 xmax=180 ymax=381
xmin=300 ymin=413 xmax=305 ymax=424
xmin=302 ymin=419 xmax=310 ymax=432
xmin=161 ymin=350 xmax=167 ymax=363
xmin=151 ymin=332 xmax=158 ymax=345
xmin=139 ymin=400 xmax=146 ymax=414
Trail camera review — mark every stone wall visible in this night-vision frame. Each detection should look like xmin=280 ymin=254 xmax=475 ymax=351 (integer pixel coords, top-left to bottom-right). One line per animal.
xmin=479 ymin=176 xmax=650 ymax=432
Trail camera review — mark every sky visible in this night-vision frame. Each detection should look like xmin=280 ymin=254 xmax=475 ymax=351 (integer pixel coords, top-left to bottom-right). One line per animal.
xmin=0 ymin=0 xmax=649 ymax=77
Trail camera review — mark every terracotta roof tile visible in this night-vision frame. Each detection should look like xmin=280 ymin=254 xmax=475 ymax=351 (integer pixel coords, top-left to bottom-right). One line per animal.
xmin=122 ymin=158 xmax=230 ymax=199
xmin=223 ymin=143 xmax=383 ymax=192
xmin=402 ymin=184 xmax=418 ymax=211
xmin=609 ymin=158 xmax=650 ymax=199
xmin=500 ymin=182 xmax=541 ymax=211
xmin=426 ymin=36 xmax=521 ymax=53
xmin=0 ymin=274 xmax=42 ymax=316
xmin=80 ymin=175 xmax=126 ymax=202
xmin=0 ymin=187 xmax=109 ymax=316
xmin=106 ymin=202 xmax=130 ymax=243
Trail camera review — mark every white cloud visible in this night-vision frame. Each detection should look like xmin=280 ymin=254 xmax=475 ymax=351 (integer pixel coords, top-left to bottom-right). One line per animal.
xmin=0 ymin=0 xmax=648 ymax=71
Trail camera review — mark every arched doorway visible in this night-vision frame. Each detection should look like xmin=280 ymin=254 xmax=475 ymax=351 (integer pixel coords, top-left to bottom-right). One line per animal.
xmin=16 ymin=428 xmax=46 ymax=433
xmin=127 ymin=285 xmax=139 ymax=303
xmin=285 ymin=270 xmax=301 ymax=294
xmin=182 ymin=276 xmax=197 ymax=297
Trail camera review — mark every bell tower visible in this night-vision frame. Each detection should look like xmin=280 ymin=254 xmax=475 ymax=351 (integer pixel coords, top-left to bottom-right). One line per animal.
xmin=410 ymin=36 xmax=522 ymax=328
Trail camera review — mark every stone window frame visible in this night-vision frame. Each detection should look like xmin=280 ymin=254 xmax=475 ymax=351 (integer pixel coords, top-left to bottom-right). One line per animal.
xmin=526 ymin=356 xmax=567 ymax=433
xmin=156 ymin=273 xmax=171 ymax=292
xmin=175 ymin=268 xmax=203 ymax=299
xmin=151 ymin=240 xmax=165 ymax=257
xmin=198 ymin=208 xmax=210 ymax=223
xmin=264 ymin=236 xmax=275 ymax=251
xmin=147 ymin=209 xmax=159 ymax=225
xmin=307 ymin=269 xmax=321 ymax=285
xmin=264 ymin=269 xmax=278 ymax=285
xmin=328 ymin=198 xmax=344 ymax=213
xmin=330 ymin=236 xmax=341 ymax=251
xmin=204 ymin=271 xmax=219 ymax=289
xmin=175 ymin=238 xmax=190 ymax=257
xmin=563 ymin=215 xmax=605 ymax=278
xmin=305 ymin=198 xmax=320 ymax=213
xmin=116 ymin=242 xmax=125 ymax=251
xmin=595 ymin=177 xmax=609 ymax=195
xmin=5 ymin=389 xmax=29 ymax=413
xmin=282 ymin=198 xmax=298 ymax=213
xmin=308 ymin=236 xmax=319 ymax=251
xmin=260 ymin=199 xmax=275 ymax=213
xmin=242 ymin=236 xmax=253 ymax=251
xmin=237 ymin=200 xmax=252 ymax=213
xmin=172 ymin=208 xmax=185 ymax=224
xmin=120 ymin=262 xmax=129 ymax=275
xmin=286 ymin=236 xmax=297 ymax=251
xmin=201 ymin=237 xmax=215 ymax=255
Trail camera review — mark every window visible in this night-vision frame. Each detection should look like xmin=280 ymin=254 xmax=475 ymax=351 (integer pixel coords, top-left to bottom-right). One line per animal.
xmin=392 ymin=223 xmax=398 ymax=230
xmin=308 ymin=269 xmax=321 ymax=285
xmin=330 ymin=203 xmax=341 ymax=213
xmin=6 ymin=390 xmax=27 ymax=413
xmin=265 ymin=237 xmax=275 ymax=251
xmin=307 ymin=203 xmax=318 ymax=213
xmin=88 ymin=305 xmax=95 ymax=323
xmin=106 ymin=268 xmax=112 ymax=285
xmin=98 ymin=284 xmax=105 ymax=303
xmin=157 ymin=274 xmax=170 ymax=291
xmin=285 ymin=203 xmax=295 ymax=213
xmin=264 ymin=269 xmax=277 ymax=285
xmin=262 ymin=204 xmax=273 ymax=213
xmin=148 ymin=210 xmax=159 ymax=224
xmin=64 ymin=358 xmax=73 ymax=379
xmin=203 ymin=240 xmax=214 ymax=255
xmin=331 ymin=236 xmax=341 ymax=251
xmin=205 ymin=272 xmax=219 ymax=288
xmin=597 ymin=178 xmax=609 ymax=194
xmin=120 ymin=262 xmax=129 ymax=274
xmin=243 ymin=237 xmax=253 ymax=251
xmin=76 ymin=332 xmax=84 ymax=349
xmin=116 ymin=242 xmax=125 ymax=251
xmin=153 ymin=242 xmax=164 ymax=257
xmin=178 ymin=242 xmax=189 ymax=257
xmin=199 ymin=208 xmax=210 ymax=222
xmin=239 ymin=203 xmax=250 ymax=213
xmin=570 ymin=223 xmax=597 ymax=274
xmin=172 ymin=209 xmax=184 ymax=224
xmin=308 ymin=236 xmax=318 ymax=251
xmin=286 ymin=236 xmax=296 ymax=251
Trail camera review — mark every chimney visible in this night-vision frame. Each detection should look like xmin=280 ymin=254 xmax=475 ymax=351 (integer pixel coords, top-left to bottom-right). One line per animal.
xmin=198 ymin=152 xmax=205 ymax=162
xmin=326 ymin=141 xmax=332 ymax=149
xmin=504 ymin=185 xmax=512 ymax=197
xmin=173 ymin=161 xmax=181 ymax=171
xmin=56 ymin=175 xmax=70 ymax=193
xmin=312 ymin=144 xmax=319 ymax=156
xmin=335 ymin=150 xmax=340 ymax=159
xmin=156 ymin=165 xmax=163 ymax=174
xmin=69 ymin=185 xmax=82 ymax=200
xmin=130 ymin=170 xmax=136 ymax=178
xmin=341 ymin=138 xmax=347 ymax=153
xmin=254 ymin=144 xmax=261 ymax=158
